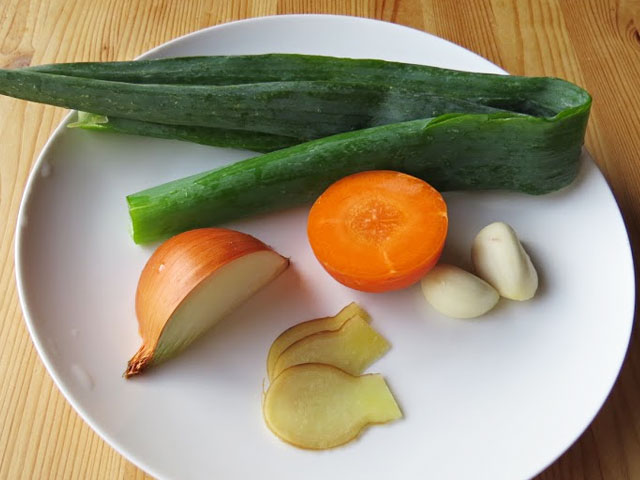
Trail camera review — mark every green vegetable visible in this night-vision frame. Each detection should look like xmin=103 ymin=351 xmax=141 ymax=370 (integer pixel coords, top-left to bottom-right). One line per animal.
xmin=25 ymin=54 xmax=582 ymax=117
xmin=0 ymin=55 xmax=592 ymax=244
xmin=21 ymin=55 xmax=584 ymax=154
xmin=23 ymin=53 xmax=549 ymax=92
xmin=68 ymin=112 xmax=300 ymax=153
xmin=0 ymin=69 xmax=506 ymax=139
xmin=21 ymin=55 xmax=581 ymax=115
xmin=128 ymin=107 xmax=589 ymax=244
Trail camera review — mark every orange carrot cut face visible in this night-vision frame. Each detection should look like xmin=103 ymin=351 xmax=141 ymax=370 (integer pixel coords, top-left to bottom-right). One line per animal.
xmin=307 ymin=170 xmax=448 ymax=293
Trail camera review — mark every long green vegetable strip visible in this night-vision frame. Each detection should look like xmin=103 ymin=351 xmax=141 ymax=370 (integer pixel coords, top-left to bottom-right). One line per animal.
xmin=30 ymin=54 xmax=510 ymax=86
xmin=68 ymin=112 xmax=301 ymax=153
xmin=0 ymin=71 xmax=508 ymax=139
xmin=30 ymin=54 xmax=578 ymax=149
xmin=0 ymin=54 xmax=592 ymax=244
xmin=25 ymin=54 xmax=574 ymax=115
xmin=128 ymin=107 xmax=589 ymax=244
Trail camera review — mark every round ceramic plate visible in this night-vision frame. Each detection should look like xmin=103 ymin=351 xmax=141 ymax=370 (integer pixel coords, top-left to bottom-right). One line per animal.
xmin=15 ymin=15 xmax=635 ymax=480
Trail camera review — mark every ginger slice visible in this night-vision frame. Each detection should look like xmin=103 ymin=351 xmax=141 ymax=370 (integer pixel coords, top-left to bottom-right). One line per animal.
xmin=272 ymin=315 xmax=389 ymax=379
xmin=267 ymin=302 xmax=370 ymax=380
xmin=263 ymin=363 xmax=402 ymax=449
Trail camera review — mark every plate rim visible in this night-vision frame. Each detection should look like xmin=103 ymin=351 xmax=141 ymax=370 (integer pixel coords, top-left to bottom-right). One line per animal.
xmin=13 ymin=13 xmax=636 ymax=480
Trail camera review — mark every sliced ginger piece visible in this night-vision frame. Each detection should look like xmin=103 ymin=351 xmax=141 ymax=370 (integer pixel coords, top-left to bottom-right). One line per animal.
xmin=267 ymin=302 xmax=370 ymax=380
xmin=272 ymin=315 xmax=389 ymax=379
xmin=264 ymin=363 xmax=402 ymax=449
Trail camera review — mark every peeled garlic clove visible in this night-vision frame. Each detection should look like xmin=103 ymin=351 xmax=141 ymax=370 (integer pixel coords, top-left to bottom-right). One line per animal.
xmin=421 ymin=264 xmax=499 ymax=319
xmin=471 ymin=222 xmax=538 ymax=301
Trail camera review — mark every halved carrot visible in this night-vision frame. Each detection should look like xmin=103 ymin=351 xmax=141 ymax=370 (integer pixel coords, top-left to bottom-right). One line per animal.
xmin=307 ymin=170 xmax=448 ymax=293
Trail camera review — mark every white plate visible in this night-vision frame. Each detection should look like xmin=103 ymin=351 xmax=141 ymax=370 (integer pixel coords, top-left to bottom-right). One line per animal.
xmin=15 ymin=15 xmax=635 ymax=480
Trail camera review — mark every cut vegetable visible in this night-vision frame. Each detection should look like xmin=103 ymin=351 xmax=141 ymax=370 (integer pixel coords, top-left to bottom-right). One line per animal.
xmin=0 ymin=70 xmax=502 ymax=139
xmin=421 ymin=264 xmax=500 ymax=319
xmin=0 ymin=55 xmax=591 ymax=243
xmin=266 ymin=302 xmax=370 ymax=381
xmin=33 ymin=52 xmax=588 ymax=153
xmin=25 ymin=54 xmax=584 ymax=118
xmin=271 ymin=316 xmax=389 ymax=379
xmin=126 ymin=228 xmax=288 ymax=377
xmin=263 ymin=363 xmax=402 ymax=449
xmin=127 ymin=107 xmax=587 ymax=244
xmin=471 ymin=222 xmax=539 ymax=300
xmin=307 ymin=170 xmax=447 ymax=292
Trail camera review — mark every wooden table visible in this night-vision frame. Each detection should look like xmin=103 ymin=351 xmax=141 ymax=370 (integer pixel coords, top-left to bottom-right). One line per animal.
xmin=1 ymin=1 xmax=638 ymax=478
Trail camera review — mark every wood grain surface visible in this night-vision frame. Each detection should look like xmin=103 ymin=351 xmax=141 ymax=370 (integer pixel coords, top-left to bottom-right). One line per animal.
xmin=1 ymin=1 xmax=639 ymax=479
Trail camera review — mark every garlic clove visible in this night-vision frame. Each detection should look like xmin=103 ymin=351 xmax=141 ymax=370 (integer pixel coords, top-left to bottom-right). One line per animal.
xmin=471 ymin=222 xmax=538 ymax=301
xmin=421 ymin=264 xmax=499 ymax=319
